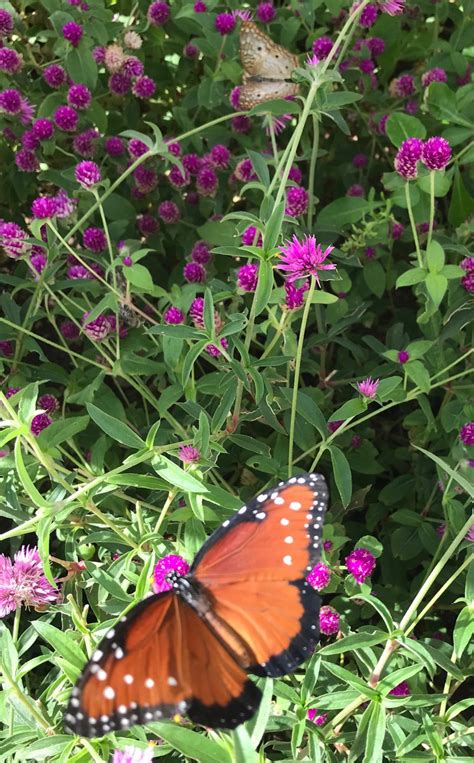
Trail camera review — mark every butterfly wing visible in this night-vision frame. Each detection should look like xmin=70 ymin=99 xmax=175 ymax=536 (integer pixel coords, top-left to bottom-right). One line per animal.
xmin=240 ymin=21 xmax=299 ymax=80
xmin=191 ymin=473 xmax=328 ymax=677
xmin=64 ymin=592 xmax=261 ymax=737
xmin=239 ymin=78 xmax=300 ymax=109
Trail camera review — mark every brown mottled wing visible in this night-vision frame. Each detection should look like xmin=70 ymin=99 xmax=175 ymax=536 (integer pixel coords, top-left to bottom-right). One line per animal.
xmin=191 ymin=474 xmax=329 ymax=677
xmin=240 ymin=20 xmax=299 ymax=80
xmin=64 ymin=592 xmax=261 ymax=737
xmin=239 ymin=78 xmax=300 ymax=109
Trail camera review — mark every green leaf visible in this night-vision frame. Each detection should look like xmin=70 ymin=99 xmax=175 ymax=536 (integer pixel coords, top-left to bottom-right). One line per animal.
xmin=385 ymin=113 xmax=427 ymax=147
xmin=378 ymin=664 xmax=424 ymax=695
xmin=425 ymin=272 xmax=448 ymax=308
xmin=247 ymin=150 xmax=270 ymax=188
xmin=203 ymin=288 xmax=215 ymax=337
xmin=32 ymin=622 xmax=85 ymax=671
xmin=84 ymin=562 xmax=133 ymax=603
xmin=211 ymin=385 xmax=237 ymax=431
xmin=317 ymin=197 xmax=372 ymax=228
xmin=329 ymin=397 xmax=366 ymax=422
xmin=14 ymin=439 xmax=52 ymax=510
xmin=376 ymin=377 xmax=402 ymax=400
xmin=253 ymin=259 xmax=274 ymax=317
xmin=37 ymin=415 xmax=89 ymax=450
xmin=453 ymin=605 xmax=474 ymax=659
xmin=181 ymin=340 xmax=208 ymax=388
xmin=323 ymin=663 xmax=379 ymax=699
xmin=329 ymin=445 xmax=352 ymax=507
xmin=280 ymin=388 xmax=326 ymax=436
xmin=232 ymin=726 xmax=258 ymax=763
xmin=396 ymin=268 xmax=426 ymax=288
xmin=363 ymin=260 xmax=386 ymax=298
xmin=352 ymin=593 xmax=394 ymax=631
xmin=363 ymin=702 xmax=386 ymax=763
xmin=148 ymin=324 xmax=202 ymax=339
xmin=448 ymin=168 xmax=474 ymax=227
xmin=16 ymin=736 xmax=74 ymax=760
xmin=417 ymin=170 xmax=452 ymax=198
xmin=263 ymin=201 xmax=285 ymax=251
xmin=426 ymin=82 xmax=471 ymax=128
xmin=86 ymin=403 xmax=146 ymax=449
xmin=65 ymin=49 xmax=97 ymax=90
xmin=124 ymin=263 xmax=155 ymax=293
xmin=426 ymin=241 xmax=445 ymax=273
xmin=405 ymin=360 xmax=431 ymax=393
xmin=152 ymin=455 xmax=208 ymax=493
xmin=149 ymin=722 xmax=231 ymax=763
xmin=319 ymin=629 xmax=388 ymax=656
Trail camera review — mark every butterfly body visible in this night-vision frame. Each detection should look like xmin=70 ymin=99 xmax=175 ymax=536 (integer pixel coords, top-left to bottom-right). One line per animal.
xmin=239 ymin=21 xmax=300 ymax=109
xmin=65 ymin=473 xmax=328 ymax=737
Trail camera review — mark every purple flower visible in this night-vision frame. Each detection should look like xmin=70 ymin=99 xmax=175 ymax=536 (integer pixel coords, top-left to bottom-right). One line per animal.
xmin=73 ymin=128 xmax=99 ymax=158
xmin=307 ymin=708 xmax=328 ymax=726
xmin=460 ymin=423 xmax=474 ymax=446
xmin=231 ymin=115 xmax=252 ymax=134
xmin=347 ymin=183 xmax=365 ymax=197
xmin=323 ymin=540 xmax=333 ymax=551
xmin=179 ymin=445 xmax=200 ymax=463
xmin=394 ymin=137 xmax=423 ymax=180
xmin=54 ymin=105 xmax=78 ymax=132
xmin=15 ymin=148 xmax=39 ymax=172
xmin=319 ymin=605 xmax=340 ymax=635
xmin=182 ymin=153 xmax=202 ymax=175
xmin=109 ymin=72 xmax=131 ymax=95
xmin=421 ymin=137 xmax=451 ymax=171
xmin=359 ymin=58 xmax=375 ymax=74
xmin=461 ymin=270 xmax=474 ymax=293
xmin=0 ymin=222 xmax=29 ymax=258
xmin=191 ymin=241 xmax=212 ymax=264
xmin=215 ymin=12 xmax=236 ymax=35
xmin=466 ymin=524 xmax=474 ymax=542
xmin=43 ymin=64 xmax=67 ymax=89
xmin=0 ymin=87 xmax=21 ymax=114
xmin=389 ymin=681 xmax=410 ymax=697
xmin=367 ymin=37 xmax=385 ymax=56
xmin=62 ymin=21 xmax=83 ymax=47
xmin=184 ymin=262 xmax=206 ymax=283
xmin=197 ymin=166 xmax=218 ymax=197
xmin=67 ymin=84 xmax=92 ymax=110
xmin=351 ymin=434 xmax=361 ymax=448
xmin=288 ymin=165 xmax=303 ymax=184
xmin=237 ymin=263 xmax=258 ymax=292
xmin=242 ymin=226 xmax=263 ymax=247
xmin=105 ymin=136 xmax=125 ymax=156
xmin=235 ymin=158 xmax=256 ymax=182
xmin=75 ymin=160 xmax=101 ymax=188
xmin=158 ymin=201 xmax=180 ymax=224
xmin=364 ymin=246 xmax=376 ymax=259
xmin=112 ymin=747 xmax=154 ymax=763
xmin=205 ymin=338 xmax=228 ymax=357
xmin=82 ymin=313 xmax=112 ymax=341
xmin=360 ymin=3 xmax=378 ymax=28
xmin=346 ymin=547 xmax=376 ymax=583
xmin=134 ymin=165 xmax=158 ymax=193
xmin=391 ymin=74 xmax=415 ymax=98
xmin=229 ymin=86 xmax=241 ymax=110
xmin=31 ymin=196 xmax=57 ymax=220
xmin=153 ymin=554 xmax=190 ymax=594
xmin=138 ymin=214 xmax=158 ymax=236
xmin=278 ymin=234 xmax=335 ymax=285
xmin=391 ymin=221 xmax=404 ymax=239
xmin=312 ymin=36 xmax=333 ymax=59
xmin=122 ymin=56 xmax=144 ymax=78
xmin=128 ymin=139 xmax=149 ymax=159
xmin=133 ymin=76 xmax=156 ymax=99
xmin=5 ymin=386 xmax=21 ymax=398
xmin=167 ymin=140 xmax=181 ymax=156
xmin=194 ymin=1 xmax=207 ymax=11
xmin=53 ymin=190 xmax=77 ymax=219
xmin=83 ymin=227 xmax=107 ymax=253
xmin=38 ymin=394 xmax=59 ymax=414
xmin=148 ymin=1 xmax=170 ymax=26
xmin=0 ymin=546 xmax=57 ymax=617
xmin=284 ymin=280 xmax=309 ymax=310
xmin=92 ymin=46 xmax=106 ymax=63
xmin=405 ymin=99 xmax=419 ymax=115
xmin=168 ymin=165 xmax=190 ymax=189
xmin=164 ymin=307 xmax=185 ymax=324
xmin=421 ymin=67 xmax=447 ymax=87
xmin=257 ymin=2 xmax=276 ymax=23
xmin=0 ymin=9 xmax=14 ymax=36
xmin=378 ymin=0 xmax=405 ymax=13
xmin=285 ymin=186 xmax=309 ymax=217
xmin=0 ymin=340 xmax=14 ymax=356
xmin=0 ymin=47 xmax=23 ymax=74
xmin=353 ymin=153 xmax=368 ymax=169
xmin=31 ymin=413 xmax=52 ymax=436
xmin=184 ymin=42 xmax=199 ymax=59
xmin=60 ymin=321 xmax=80 ymax=341
xmin=30 ymin=251 xmax=47 ymax=275
xmin=32 ymin=118 xmax=54 ymax=141
xmin=307 ymin=562 xmax=331 ymax=591
xmin=356 ymin=376 xmax=379 ymax=399
xmin=209 ymin=144 xmax=231 ymax=169
xmin=398 ymin=350 xmax=410 ymax=364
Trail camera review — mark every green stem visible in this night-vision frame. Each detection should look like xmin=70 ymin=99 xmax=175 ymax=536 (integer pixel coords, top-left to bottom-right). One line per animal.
xmin=288 ymin=276 xmax=316 ymax=477
xmin=1 ymin=662 xmax=52 ymax=732
xmin=405 ymin=182 xmax=423 ymax=268
xmin=426 ymin=170 xmax=436 ymax=250
xmin=307 ymin=115 xmax=320 ymax=230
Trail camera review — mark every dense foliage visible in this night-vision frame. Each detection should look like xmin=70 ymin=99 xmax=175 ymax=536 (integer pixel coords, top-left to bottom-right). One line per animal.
xmin=0 ymin=0 xmax=473 ymax=761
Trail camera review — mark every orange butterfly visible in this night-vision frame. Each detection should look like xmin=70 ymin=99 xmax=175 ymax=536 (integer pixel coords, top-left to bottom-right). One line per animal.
xmin=64 ymin=473 xmax=328 ymax=736
xmin=239 ymin=21 xmax=300 ymax=109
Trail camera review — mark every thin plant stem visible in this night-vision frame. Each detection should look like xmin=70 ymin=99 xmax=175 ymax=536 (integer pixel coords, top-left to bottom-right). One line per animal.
xmin=426 ymin=170 xmax=436 ymax=250
xmin=307 ymin=115 xmax=320 ymax=230
xmin=405 ymin=182 xmax=423 ymax=268
xmin=288 ymin=276 xmax=316 ymax=477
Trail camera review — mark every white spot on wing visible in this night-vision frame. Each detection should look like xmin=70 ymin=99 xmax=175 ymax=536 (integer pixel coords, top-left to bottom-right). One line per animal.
xmin=284 ymin=536 xmax=294 ymax=544
xmin=167 ymin=676 xmax=178 ymax=686
xmin=256 ymin=511 xmax=266 ymax=519
xmin=103 ymin=686 xmax=115 ymax=699
xmin=145 ymin=678 xmax=155 ymax=688
xmin=280 ymin=518 xmax=289 ymax=525
xmin=257 ymin=493 xmax=267 ymax=503
xmin=290 ymin=501 xmax=302 ymax=510
xmin=97 ymin=669 xmax=107 ymax=681
xmin=124 ymin=674 xmax=134 ymax=684
xmin=283 ymin=555 xmax=293 ymax=566
xmin=274 ymin=496 xmax=284 ymax=505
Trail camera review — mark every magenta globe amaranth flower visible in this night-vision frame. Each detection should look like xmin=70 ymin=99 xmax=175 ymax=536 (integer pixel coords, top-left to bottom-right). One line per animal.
xmin=391 ymin=74 xmax=415 ymax=98
xmin=179 ymin=445 xmax=200 ymax=463
xmin=241 ymin=226 xmax=263 ymax=247
xmin=0 ymin=8 xmax=14 ymax=36
xmin=153 ymin=554 xmax=190 ymax=594
xmin=307 ymin=708 xmax=328 ymax=726
xmin=0 ymin=47 xmax=23 ymax=74
xmin=422 ymin=67 xmax=447 ymax=87
xmin=194 ymin=0 xmax=206 ymax=10
xmin=191 ymin=241 xmax=212 ymax=264
xmin=0 ymin=222 xmax=29 ymax=258
xmin=391 ymin=221 xmax=404 ymax=239
xmin=164 ymin=307 xmax=185 ymax=325
xmin=31 ymin=196 xmax=57 ymax=220
xmin=346 ymin=547 xmax=376 ymax=583
xmin=67 ymin=83 xmax=92 ymax=110
xmin=360 ymin=3 xmax=378 ymax=28
xmin=215 ymin=12 xmax=236 ymax=35
xmin=15 ymin=148 xmax=39 ymax=172
xmin=313 ymin=36 xmax=333 ymax=59
xmin=82 ymin=313 xmax=112 ymax=341
xmin=0 ymin=88 xmax=22 ymax=114
xmin=460 ymin=423 xmax=474 ymax=446
xmin=394 ymin=137 xmax=423 ymax=180
xmin=133 ymin=76 xmax=156 ymax=99
xmin=356 ymin=376 xmax=380 ymax=399
xmin=0 ymin=546 xmax=58 ymax=616
xmin=421 ymin=137 xmax=452 ymax=170
xmin=54 ymin=105 xmax=78 ymax=132
xmin=278 ymin=235 xmax=335 ymax=285
xmin=158 ymin=201 xmax=180 ymax=224
xmin=389 ymin=681 xmax=410 ymax=697
xmin=32 ymin=118 xmax=54 ymax=141
xmin=285 ymin=186 xmax=309 ymax=217
xmin=0 ymin=340 xmax=14 ymax=356
xmin=83 ymin=227 xmax=107 ymax=253
xmin=31 ymin=413 xmax=52 ymax=436
xmin=168 ymin=165 xmax=190 ymax=189
xmin=307 ymin=562 xmax=331 ymax=591
xmin=43 ymin=63 xmax=67 ymax=89
xmin=237 ymin=264 xmax=258 ymax=292
xmin=112 ymin=747 xmax=154 ymax=763
xmin=105 ymin=136 xmax=125 ymax=156
xmin=205 ymin=338 xmax=228 ymax=357
xmin=209 ymin=144 xmax=231 ymax=169
xmin=398 ymin=349 xmax=410 ymax=364
xmin=347 ymin=183 xmax=364 ymax=197
xmin=75 ymin=160 xmax=101 ymax=188
xmin=353 ymin=153 xmax=368 ymax=169
xmin=197 ymin=166 xmax=218 ymax=197
xmin=319 ymin=605 xmax=340 ymax=635
xmin=256 ymin=2 xmax=276 ymax=23
xmin=184 ymin=262 xmax=206 ymax=283
xmin=148 ymin=0 xmax=170 ymax=26
xmin=38 ymin=394 xmax=59 ymax=414
xmin=62 ymin=21 xmax=83 ymax=47
xmin=284 ymin=280 xmax=308 ymax=310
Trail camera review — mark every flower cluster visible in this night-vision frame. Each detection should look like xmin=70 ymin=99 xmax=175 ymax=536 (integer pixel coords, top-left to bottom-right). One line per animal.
xmin=395 ymin=136 xmax=451 ymax=179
